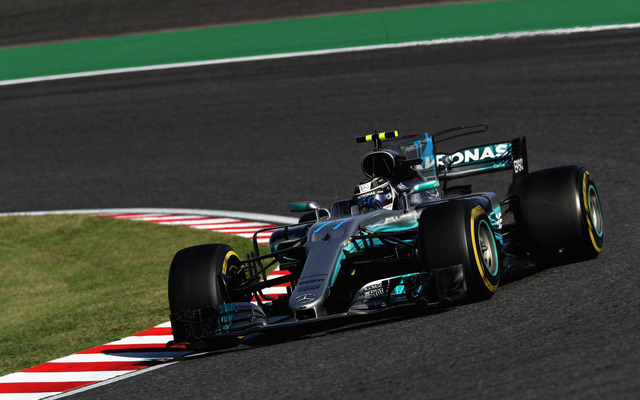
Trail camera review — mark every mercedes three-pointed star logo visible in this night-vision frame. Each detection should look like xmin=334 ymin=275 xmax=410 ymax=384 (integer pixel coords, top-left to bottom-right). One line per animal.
xmin=293 ymin=293 xmax=317 ymax=304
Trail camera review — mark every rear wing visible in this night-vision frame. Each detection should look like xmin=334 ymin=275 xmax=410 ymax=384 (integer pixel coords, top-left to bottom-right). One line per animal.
xmin=436 ymin=137 xmax=528 ymax=180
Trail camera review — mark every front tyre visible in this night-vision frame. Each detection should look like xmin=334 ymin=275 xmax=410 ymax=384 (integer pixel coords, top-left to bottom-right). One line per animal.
xmin=168 ymin=244 xmax=241 ymax=349
xmin=419 ymin=201 xmax=500 ymax=301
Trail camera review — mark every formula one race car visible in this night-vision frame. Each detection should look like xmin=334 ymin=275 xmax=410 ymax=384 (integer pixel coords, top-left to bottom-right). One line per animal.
xmin=167 ymin=125 xmax=604 ymax=349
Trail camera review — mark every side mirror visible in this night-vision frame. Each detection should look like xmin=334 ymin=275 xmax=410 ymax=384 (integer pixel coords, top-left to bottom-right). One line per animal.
xmin=410 ymin=180 xmax=439 ymax=194
xmin=290 ymin=201 xmax=329 ymax=222
xmin=403 ymin=180 xmax=440 ymax=212
xmin=290 ymin=201 xmax=319 ymax=212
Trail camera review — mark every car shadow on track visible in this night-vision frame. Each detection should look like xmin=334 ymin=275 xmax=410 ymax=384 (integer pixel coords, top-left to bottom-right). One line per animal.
xmin=170 ymin=259 xmax=580 ymax=362
xmin=173 ymin=306 xmax=452 ymax=361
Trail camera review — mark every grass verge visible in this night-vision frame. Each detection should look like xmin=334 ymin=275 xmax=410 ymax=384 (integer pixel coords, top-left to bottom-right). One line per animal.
xmin=0 ymin=214 xmax=269 ymax=376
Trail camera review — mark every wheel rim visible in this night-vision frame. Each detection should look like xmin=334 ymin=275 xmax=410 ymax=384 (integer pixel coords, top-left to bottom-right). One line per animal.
xmin=478 ymin=220 xmax=498 ymax=276
xmin=588 ymin=185 xmax=603 ymax=237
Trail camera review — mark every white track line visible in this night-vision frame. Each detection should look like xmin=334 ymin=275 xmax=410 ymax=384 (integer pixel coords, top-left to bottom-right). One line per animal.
xmin=43 ymin=361 xmax=180 ymax=400
xmin=49 ymin=352 xmax=191 ymax=364
xmin=1 ymin=23 xmax=639 ymax=87
xmin=0 ymin=372 xmax=132 ymax=384
xmin=105 ymin=335 xmax=175 ymax=346
xmin=0 ymin=208 xmax=298 ymax=225
xmin=0 ymin=393 xmax=59 ymax=400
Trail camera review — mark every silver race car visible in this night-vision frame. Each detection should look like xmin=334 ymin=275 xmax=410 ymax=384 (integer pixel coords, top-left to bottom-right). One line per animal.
xmin=167 ymin=125 xmax=603 ymax=349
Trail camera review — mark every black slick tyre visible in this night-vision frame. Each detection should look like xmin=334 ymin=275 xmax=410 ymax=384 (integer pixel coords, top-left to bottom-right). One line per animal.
xmin=418 ymin=201 xmax=500 ymax=301
xmin=168 ymin=244 xmax=241 ymax=348
xmin=514 ymin=166 xmax=603 ymax=262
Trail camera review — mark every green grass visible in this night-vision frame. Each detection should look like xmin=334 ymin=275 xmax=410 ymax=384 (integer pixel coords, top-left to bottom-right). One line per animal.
xmin=0 ymin=214 xmax=269 ymax=376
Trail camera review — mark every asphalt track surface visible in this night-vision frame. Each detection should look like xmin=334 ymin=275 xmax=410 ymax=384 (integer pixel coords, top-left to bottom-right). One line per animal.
xmin=1 ymin=28 xmax=639 ymax=400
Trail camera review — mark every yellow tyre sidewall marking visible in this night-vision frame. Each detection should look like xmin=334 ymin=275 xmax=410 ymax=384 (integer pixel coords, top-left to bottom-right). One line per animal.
xmin=471 ymin=205 xmax=498 ymax=292
xmin=582 ymin=171 xmax=602 ymax=253
xmin=222 ymin=250 xmax=239 ymax=275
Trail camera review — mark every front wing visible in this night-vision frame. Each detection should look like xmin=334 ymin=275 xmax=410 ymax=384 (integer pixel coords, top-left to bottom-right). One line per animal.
xmin=168 ymin=265 xmax=466 ymax=347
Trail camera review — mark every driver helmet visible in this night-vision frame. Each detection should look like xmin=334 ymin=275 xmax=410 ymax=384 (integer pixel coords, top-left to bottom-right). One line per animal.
xmin=353 ymin=177 xmax=397 ymax=213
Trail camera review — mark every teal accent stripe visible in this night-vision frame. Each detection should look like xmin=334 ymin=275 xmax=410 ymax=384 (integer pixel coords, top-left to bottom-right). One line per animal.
xmin=1 ymin=0 xmax=640 ymax=81
xmin=314 ymin=222 xmax=331 ymax=234
xmin=332 ymin=219 xmax=351 ymax=230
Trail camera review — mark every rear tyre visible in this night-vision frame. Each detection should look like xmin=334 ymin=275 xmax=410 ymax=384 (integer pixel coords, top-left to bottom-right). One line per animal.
xmin=418 ymin=201 xmax=500 ymax=301
xmin=168 ymin=244 xmax=241 ymax=349
xmin=514 ymin=166 xmax=603 ymax=262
